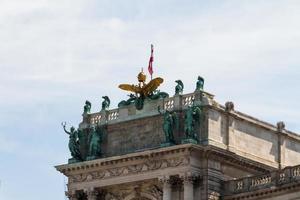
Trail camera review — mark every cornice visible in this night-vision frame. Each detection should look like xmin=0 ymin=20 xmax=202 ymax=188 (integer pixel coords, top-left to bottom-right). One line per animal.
xmin=55 ymin=144 xmax=274 ymax=177
xmin=55 ymin=144 xmax=193 ymax=175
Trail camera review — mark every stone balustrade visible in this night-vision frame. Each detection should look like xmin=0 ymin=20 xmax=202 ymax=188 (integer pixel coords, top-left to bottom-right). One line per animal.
xmin=182 ymin=93 xmax=195 ymax=107
xmin=87 ymin=91 xmax=210 ymax=126
xmin=164 ymin=97 xmax=175 ymax=110
xmin=224 ymin=164 xmax=300 ymax=195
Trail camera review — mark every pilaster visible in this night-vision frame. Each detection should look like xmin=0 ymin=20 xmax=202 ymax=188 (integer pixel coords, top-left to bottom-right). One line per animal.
xmin=159 ymin=176 xmax=172 ymax=200
xmin=180 ymin=172 xmax=199 ymax=200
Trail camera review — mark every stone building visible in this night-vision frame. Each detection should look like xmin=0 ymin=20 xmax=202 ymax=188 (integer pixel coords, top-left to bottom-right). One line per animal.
xmin=56 ymin=74 xmax=300 ymax=200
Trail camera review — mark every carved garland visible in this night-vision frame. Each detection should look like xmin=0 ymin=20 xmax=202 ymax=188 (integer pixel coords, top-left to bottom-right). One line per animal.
xmin=70 ymin=156 xmax=189 ymax=183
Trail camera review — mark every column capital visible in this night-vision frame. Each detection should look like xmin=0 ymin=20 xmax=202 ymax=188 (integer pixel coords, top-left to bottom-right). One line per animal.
xmin=159 ymin=176 xmax=172 ymax=200
xmin=180 ymin=172 xmax=200 ymax=184
xmin=158 ymin=175 xmax=171 ymax=184
xmin=85 ymin=188 xmax=98 ymax=200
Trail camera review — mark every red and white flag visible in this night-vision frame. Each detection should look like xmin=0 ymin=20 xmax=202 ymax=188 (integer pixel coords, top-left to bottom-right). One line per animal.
xmin=148 ymin=44 xmax=154 ymax=78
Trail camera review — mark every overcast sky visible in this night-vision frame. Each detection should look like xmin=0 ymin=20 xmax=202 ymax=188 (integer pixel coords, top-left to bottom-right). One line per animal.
xmin=1 ymin=0 xmax=300 ymax=199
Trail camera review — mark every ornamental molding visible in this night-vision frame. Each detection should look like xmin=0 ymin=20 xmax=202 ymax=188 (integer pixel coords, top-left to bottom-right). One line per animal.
xmin=202 ymin=146 xmax=274 ymax=173
xmin=56 ymin=144 xmax=275 ymax=179
xmin=56 ymin=144 xmax=192 ymax=175
xmin=105 ymin=186 xmax=162 ymax=200
xmin=69 ymin=156 xmax=189 ymax=183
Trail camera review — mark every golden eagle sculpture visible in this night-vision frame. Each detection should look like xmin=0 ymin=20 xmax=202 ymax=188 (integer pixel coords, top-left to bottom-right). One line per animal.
xmin=119 ymin=71 xmax=164 ymax=98
xmin=118 ymin=71 xmax=167 ymax=110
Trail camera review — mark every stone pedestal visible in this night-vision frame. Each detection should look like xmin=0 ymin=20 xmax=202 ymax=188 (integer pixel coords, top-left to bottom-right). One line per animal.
xmin=159 ymin=176 xmax=172 ymax=200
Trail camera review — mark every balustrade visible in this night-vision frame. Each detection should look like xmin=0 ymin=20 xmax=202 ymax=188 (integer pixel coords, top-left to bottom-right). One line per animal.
xmin=226 ymin=165 xmax=300 ymax=195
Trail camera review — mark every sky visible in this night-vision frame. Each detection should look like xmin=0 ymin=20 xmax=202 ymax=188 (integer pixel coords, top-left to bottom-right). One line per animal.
xmin=0 ymin=0 xmax=300 ymax=199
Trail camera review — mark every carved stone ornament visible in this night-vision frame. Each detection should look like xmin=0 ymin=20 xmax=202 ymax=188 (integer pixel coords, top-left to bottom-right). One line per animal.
xmin=180 ymin=172 xmax=200 ymax=184
xmin=86 ymin=189 xmax=98 ymax=198
xmin=277 ymin=121 xmax=285 ymax=132
xmin=70 ymin=156 xmax=189 ymax=183
xmin=158 ymin=175 xmax=171 ymax=184
xmin=225 ymin=101 xmax=234 ymax=112
xmin=105 ymin=184 xmax=162 ymax=200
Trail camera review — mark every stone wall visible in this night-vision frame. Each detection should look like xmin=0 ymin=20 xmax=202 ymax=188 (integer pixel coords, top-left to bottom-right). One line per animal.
xmin=206 ymin=106 xmax=300 ymax=168
xmin=103 ymin=115 xmax=164 ymax=157
xmin=81 ymin=91 xmax=300 ymax=168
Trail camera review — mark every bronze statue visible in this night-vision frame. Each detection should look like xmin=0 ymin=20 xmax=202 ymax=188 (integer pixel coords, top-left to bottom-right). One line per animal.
xmin=61 ymin=122 xmax=82 ymax=161
xmin=158 ymin=107 xmax=178 ymax=144
xmin=118 ymin=94 xmax=136 ymax=107
xmin=88 ymin=126 xmax=103 ymax=158
xmin=83 ymin=100 xmax=91 ymax=114
xmin=101 ymin=96 xmax=110 ymax=111
xmin=196 ymin=76 xmax=204 ymax=91
xmin=118 ymin=70 xmax=164 ymax=110
xmin=175 ymin=80 xmax=184 ymax=95
xmin=148 ymin=90 xmax=169 ymax=100
xmin=184 ymin=105 xmax=202 ymax=140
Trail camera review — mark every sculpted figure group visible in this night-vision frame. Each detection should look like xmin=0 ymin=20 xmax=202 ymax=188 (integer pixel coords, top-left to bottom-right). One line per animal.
xmin=62 ymin=76 xmax=204 ymax=162
xmin=62 ymin=122 xmax=106 ymax=162
xmin=62 ymin=122 xmax=82 ymax=161
xmin=82 ymin=96 xmax=111 ymax=114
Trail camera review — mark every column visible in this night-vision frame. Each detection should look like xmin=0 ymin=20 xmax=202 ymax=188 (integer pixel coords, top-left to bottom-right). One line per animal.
xmin=182 ymin=175 xmax=194 ymax=200
xmin=159 ymin=176 xmax=172 ymax=200
xmin=86 ymin=189 xmax=98 ymax=200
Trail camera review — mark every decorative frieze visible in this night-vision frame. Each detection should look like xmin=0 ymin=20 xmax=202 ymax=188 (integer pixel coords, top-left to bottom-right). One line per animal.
xmin=70 ymin=156 xmax=189 ymax=183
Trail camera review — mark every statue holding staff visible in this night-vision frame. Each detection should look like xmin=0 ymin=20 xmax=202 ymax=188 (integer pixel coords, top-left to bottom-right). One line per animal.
xmin=61 ymin=122 xmax=82 ymax=161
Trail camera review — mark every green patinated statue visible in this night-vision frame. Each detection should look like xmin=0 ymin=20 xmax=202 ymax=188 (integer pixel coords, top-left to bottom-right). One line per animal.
xmin=148 ymin=90 xmax=169 ymax=100
xmin=196 ymin=76 xmax=204 ymax=91
xmin=83 ymin=100 xmax=91 ymax=114
xmin=88 ymin=126 xmax=104 ymax=159
xmin=184 ymin=105 xmax=202 ymax=141
xmin=175 ymin=80 xmax=184 ymax=95
xmin=118 ymin=94 xmax=136 ymax=107
xmin=158 ymin=107 xmax=178 ymax=145
xmin=101 ymin=96 xmax=110 ymax=111
xmin=62 ymin=122 xmax=82 ymax=161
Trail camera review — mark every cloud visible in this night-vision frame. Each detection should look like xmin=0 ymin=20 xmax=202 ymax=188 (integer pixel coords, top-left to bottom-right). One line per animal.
xmin=0 ymin=135 xmax=19 ymax=153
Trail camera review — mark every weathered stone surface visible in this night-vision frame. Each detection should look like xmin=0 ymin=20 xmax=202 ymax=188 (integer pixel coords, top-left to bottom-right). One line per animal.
xmin=57 ymin=90 xmax=300 ymax=200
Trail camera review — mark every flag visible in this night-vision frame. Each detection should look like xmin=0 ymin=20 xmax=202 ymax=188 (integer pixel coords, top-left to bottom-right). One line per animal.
xmin=148 ymin=44 xmax=154 ymax=77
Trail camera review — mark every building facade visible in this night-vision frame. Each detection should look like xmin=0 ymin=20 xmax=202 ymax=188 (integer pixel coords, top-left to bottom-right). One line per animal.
xmin=56 ymin=75 xmax=300 ymax=200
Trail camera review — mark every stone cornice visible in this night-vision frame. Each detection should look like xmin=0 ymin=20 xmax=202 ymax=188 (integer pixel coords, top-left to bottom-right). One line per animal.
xmin=55 ymin=144 xmax=193 ymax=176
xmin=211 ymin=104 xmax=300 ymax=142
xmin=55 ymin=144 xmax=274 ymax=177
xmin=194 ymin=145 xmax=275 ymax=173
